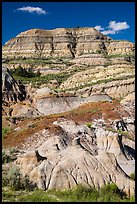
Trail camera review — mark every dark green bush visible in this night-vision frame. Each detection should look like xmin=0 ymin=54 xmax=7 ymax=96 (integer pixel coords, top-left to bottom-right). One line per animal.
xmin=72 ymin=184 xmax=99 ymax=201
xmin=3 ymin=165 xmax=33 ymax=191
xmin=86 ymin=123 xmax=92 ymax=128
xmin=98 ymin=183 xmax=126 ymax=202
xmin=11 ymin=66 xmax=41 ymax=78
xmin=2 ymin=148 xmax=17 ymax=164
xmin=2 ymin=149 xmax=13 ymax=164
xmin=130 ymin=172 xmax=135 ymax=180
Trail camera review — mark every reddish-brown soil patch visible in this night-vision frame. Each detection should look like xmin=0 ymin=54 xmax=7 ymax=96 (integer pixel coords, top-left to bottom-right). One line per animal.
xmin=2 ymin=100 xmax=129 ymax=149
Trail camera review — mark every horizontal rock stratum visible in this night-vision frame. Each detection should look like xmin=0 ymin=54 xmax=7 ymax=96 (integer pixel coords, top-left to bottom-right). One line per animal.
xmin=2 ymin=27 xmax=134 ymax=59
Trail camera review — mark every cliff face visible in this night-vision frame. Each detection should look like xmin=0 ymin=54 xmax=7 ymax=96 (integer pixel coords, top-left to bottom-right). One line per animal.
xmin=2 ymin=27 xmax=134 ymax=59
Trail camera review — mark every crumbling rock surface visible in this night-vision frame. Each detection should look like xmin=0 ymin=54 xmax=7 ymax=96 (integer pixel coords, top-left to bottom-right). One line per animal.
xmin=15 ymin=118 xmax=135 ymax=196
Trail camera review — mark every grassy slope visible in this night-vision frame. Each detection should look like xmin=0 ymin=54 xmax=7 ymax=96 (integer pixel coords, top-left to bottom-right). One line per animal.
xmin=2 ymin=184 xmax=135 ymax=202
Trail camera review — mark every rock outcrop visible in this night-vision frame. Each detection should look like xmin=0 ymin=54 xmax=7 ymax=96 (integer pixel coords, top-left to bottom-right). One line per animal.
xmin=2 ymin=27 xmax=134 ymax=59
xmin=34 ymin=94 xmax=112 ymax=116
xmin=15 ymin=118 xmax=135 ymax=196
xmin=2 ymin=66 xmax=26 ymax=103
xmin=7 ymin=92 xmax=111 ymax=118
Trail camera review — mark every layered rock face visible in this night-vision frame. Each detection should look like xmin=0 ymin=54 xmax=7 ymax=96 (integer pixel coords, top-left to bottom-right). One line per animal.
xmin=2 ymin=27 xmax=135 ymax=100
xmin=60 ymin=64 xmax=134 ymax=94
xmin=15 ymin=118 xmax=135 ymax=196
xmin=2 ymin=27 xmax=134 ymax=59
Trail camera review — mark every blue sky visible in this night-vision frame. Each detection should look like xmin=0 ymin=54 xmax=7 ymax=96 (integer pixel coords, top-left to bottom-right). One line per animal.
xmin=2 ymin=2 xmax=135 ymax=45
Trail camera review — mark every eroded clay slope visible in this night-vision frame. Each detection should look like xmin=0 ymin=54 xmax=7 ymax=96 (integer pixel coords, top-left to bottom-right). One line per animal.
xmin=15 ymin=118 xmax=135 ymax=196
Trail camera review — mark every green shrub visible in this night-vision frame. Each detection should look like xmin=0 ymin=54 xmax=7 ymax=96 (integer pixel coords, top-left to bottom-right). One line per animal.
xmin=2 ymin=150 xmax=11 ymax=164
xmin=28 ymin=124 xmax=36 ymax=128
xmin=96 ymin=49 xmax=102 ymax=54
xmin=2 ymin=127 xmax=10 ymax=139
xmin=130 ymin=172 xmax=135 ymax=181
xmin=86 ymin=123 xmax=92 ymax=128
xmin=3 ymin=165 xmax=33 ymax=191
xmin=11 ymin=66 xmax=41 ymax=78
xmin=12 ymin=70 xmax=71 ymax=88
xmin=7 ymin=166 xmax=21 ymax=190
xmin=72 ymin=184 xmax=99 ymax=201
xmin=98 ymin=183 xmax=126 ymax=202
xmin=9 ymin=148 xmax=16 ymax=154
xmin=2 ymin=148 xmax=17 ymax=164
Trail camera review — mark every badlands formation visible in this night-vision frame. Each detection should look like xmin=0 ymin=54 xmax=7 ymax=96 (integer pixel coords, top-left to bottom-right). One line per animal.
xmin=2 ymin=27 xmax=134 ymax=58
xmin=2 ymin=27 xmax=135 ymax=196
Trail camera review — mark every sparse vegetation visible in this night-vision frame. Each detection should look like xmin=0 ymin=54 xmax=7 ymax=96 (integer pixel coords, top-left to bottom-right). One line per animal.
xmin=9 ymin=147 xmax=16 ymax=154
xmin=95 ymin=49 xmax=102 ymax=54
xmin=2 ymin=127 xmax=10 ymax=139
xmin=5 ymin=56 xmax=73 ymax=66
xmin=61 ymin=74 xmax=134 ymax=92
xmin=11 ymin=68 xmax=72 ymax=87
xmin=28 ymin=123 xmax=36 ymax=128
xmin=11 ymin=66 xmax=41 ymax=78
xmin=70 ymin=107 xmax=100 ymax=115
xmin=108 ymin=54 xmax=135 ymax=58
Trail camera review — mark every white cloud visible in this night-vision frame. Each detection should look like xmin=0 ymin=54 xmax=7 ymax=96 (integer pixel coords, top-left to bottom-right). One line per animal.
xmin=108 ymin=21 xmax=129 ymax=31
xmin=94 ymin=20 xmax=129 ymax=36
xmin=94 ymin=25 xmax=104 ymax=31
xmin=17 ymin=6 xmax=47 ymax=15
xmin=101 ymin=30 xmax=116 ymax=35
